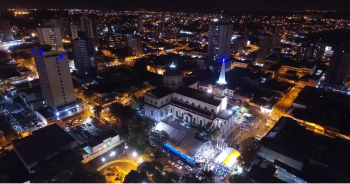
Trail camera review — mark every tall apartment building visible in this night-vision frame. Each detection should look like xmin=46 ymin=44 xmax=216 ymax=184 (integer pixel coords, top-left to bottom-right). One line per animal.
xmin=126 ymin=34 xmax=143 ymax=57
xmin=36 ymin=27 xmax=63 ymax=50
xmin=207 ymin=21 xmax=233 ymax=66
xmin=256 ymin=35 xmax=271 ymax=64
xmin=72 ymin=32 xmax=96 ymax=78
xmin=232 ymin=36 xmax=247 ymax=52
xmin=295 ymin=44 xmax=313 ymax=61
xmin=138 ymin=18 xmax=144 ymax=33
xmin=326 ymin=49 xmax=350 ymax=85
xmin=71 ymin=24 xmax=81 ymax=40
xmin=33 ymin=45 xmax=77 ymax=119
xmin=270 ymin=35 xmax=282 ymax=48
xmin=50 ymin=18 xmax=70 ymax=39
xmin=80 ymin=15 xmax=99 ymax=47
xmin=0 ymin=19 xmax=14 ymax=41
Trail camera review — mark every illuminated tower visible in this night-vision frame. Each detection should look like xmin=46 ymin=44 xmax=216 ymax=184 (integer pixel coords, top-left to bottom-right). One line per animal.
xmin=214 ymin=59 xmax=228 ymax=110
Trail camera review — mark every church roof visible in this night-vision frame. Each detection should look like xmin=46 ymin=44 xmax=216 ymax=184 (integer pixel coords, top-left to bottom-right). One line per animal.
xmin=164 ymin=68 xmax=182 ymax=76
xmin=148 ymin=86 xmax=173 ymax=99
xmin=175 ymin=86 xmax=221 ymax=106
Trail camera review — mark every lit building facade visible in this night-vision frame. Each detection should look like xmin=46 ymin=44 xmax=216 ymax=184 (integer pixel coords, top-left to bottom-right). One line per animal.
xmin=72 ymin=32 xmax=96 ymax=78
xmin=126 ymin=34 xmax=143 ymax=57
xmin=70 ymin=24 xmax=81 ymax=40
xmin=0 ymin=19 xmax=14 ymax=41
xmin=80 ymin=15 xmax=99 ymax=47
xmin=326 ymin=49 xmax=350 ymax=85
xmin=208 ymin=21 xmax=233 ymax=65
xmin=256 ymin=35 xmax=271 ymax=64
xmin=33 ymin=45 xmax=77 ymax=119
xmin=36 ymin=27 xmax=63 ymax=50
xmin=50 ymin=18 xmax=70 ymax=39
xmin=144 ymin=61 xmax=237 ymax=136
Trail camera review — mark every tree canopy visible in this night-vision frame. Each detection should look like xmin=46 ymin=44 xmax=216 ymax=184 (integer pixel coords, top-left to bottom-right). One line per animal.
xmin=237 ymin=137 xmax=262 ymax=169
xmin=94 ymin=105 xmax=103 ymax=118
xmin=124 ymin=170 xmax=149 ymax=183
xmin=208 ymin=128 xmax=222 ymax=140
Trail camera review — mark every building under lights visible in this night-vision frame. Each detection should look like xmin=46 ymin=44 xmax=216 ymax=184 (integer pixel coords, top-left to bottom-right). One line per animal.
xmin=144 ymin=60 xmax=237 ymax=136
xmin=207 ymin=19 xmax=233 ymax=69
xmin=33 ymin=45 xmax=78 ymax=120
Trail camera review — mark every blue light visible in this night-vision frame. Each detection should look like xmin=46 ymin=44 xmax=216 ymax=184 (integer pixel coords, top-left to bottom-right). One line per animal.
xmin=222 ymin=58 xmax=225 ymax=63
xmin=59 ymin=55 xmax=64 ymax=60
xmin=31 ymin=48 xmax=34 ymax=54
xmin=39 ymin=50 xmax=43 ymax=56
xmin=163 ymin=143 xmax=194 ymax=163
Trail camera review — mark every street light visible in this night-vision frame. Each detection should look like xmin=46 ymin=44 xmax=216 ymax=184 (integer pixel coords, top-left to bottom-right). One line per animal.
xmin=101 ymin=157 xmax=106 ymax=162
xmin=110 ymin=151 xmax=116 ymax=157
xmin=132 ymin=151 xmax=137 ymax=157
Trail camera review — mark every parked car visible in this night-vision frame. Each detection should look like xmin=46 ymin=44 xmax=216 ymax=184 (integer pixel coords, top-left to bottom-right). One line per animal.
xmin=185 ymin=165 xmax=192 ymax=171
xmin=175 ymin=164 xmax=182 ymax=169
xmin=168 ymin=160 xmax=175 ymax=165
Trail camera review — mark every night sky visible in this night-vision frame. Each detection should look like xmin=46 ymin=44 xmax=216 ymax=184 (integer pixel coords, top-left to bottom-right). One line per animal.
xmin=2 ymin=0 xmax=350 ymax=11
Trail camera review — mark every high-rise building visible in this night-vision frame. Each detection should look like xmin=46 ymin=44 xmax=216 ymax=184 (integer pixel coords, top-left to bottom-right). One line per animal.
xmin=326 ymin=49 xmax=350 ymax=85
xmin=314 ymin=42 xmax=327 ymax=60
xmin=137 ymin=17 xmax=144 ymax=33
xmin=0 ymin=19 xmax=14 ymax=41
xmin=80 ymin=15 xmax=99 ymax=47
xmin=207 ymin=21 xmax=233 ymax=65
xmin=232 ymin=36 xmax=247 ymax=52
xmin=36 ymin=27 xmax=63 ymax=50
xmin=32 ymin=45 xmax=77 ymax=119
xmin=295 ymin=44 xmax=313 ymax=61
xmin=270 ymin=35 xmax=282 ymax=48
xmin=71 ymin=24 xmax=81 ymax=40
xmin=50 ymin=18 xmax=70 ymax=39
xmin=126 ymin=34 xmax=143 ymax=57
xmin=256 ymin=35 xmax=271 ymax=64
xmin=72 ymin=32 xmax=96 ymax=78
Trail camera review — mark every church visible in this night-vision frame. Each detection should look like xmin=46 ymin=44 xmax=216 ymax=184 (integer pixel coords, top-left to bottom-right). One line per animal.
xmin=144 ymin=61 xmax=237 ymax=137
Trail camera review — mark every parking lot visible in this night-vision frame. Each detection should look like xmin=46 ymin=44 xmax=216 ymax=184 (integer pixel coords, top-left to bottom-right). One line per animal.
xmin=66 ymin=118 xmax=104 ymax=144
xmin=2 ymin=99 xmax=45 ymax=134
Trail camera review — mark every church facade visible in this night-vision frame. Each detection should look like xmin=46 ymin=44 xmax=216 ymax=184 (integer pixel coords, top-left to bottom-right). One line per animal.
xmin=144 ymin=62 xmax=238 ymax=137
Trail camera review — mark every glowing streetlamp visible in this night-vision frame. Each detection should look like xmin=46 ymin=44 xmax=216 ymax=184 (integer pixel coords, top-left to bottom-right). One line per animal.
xmin=132 ymin=151 xmax=137 ymax=157
xmin=110 ymin=151 xmax=116 ymax=157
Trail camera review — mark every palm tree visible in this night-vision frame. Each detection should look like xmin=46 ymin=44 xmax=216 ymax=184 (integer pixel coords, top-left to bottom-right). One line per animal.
xmin=93 ymin=106 xmax=103 ymax=118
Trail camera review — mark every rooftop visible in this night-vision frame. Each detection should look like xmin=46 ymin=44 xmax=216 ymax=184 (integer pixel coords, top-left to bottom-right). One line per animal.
xmin=146 ymin=86 xmax=173 ymax=99
xmin=32 ymin=124 xmax=76 ymax=153
xmin=12 ymin=135 xmax=51 ymax=166
xmin=175 ymin=86 xmax=221 ymax=106
xmin=163 ymin=68 xmax=182 ymax=76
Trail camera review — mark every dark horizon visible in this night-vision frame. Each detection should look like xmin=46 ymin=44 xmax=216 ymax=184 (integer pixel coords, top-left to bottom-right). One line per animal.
xmin=2 ymin=0 xmax=350 ymax=12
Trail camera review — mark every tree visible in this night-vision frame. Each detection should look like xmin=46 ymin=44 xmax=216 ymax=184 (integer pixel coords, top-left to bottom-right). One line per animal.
xmin=94 ymin=105 xmax=103 ymax=118
xmin=237 ymin=137 xmax=262 ymax=169
xmin=70 ymin=170 xmax=106 ymax=183
xmin=161 ymin=171 xmax=178 ymax=183
xmin=152 ymin=170 xmax=163 ymax=183
xmin=199 ymin=170 xmax=215 ymax=183
xmin=240 ymin=102 xmax=250 ymax=114
xmin=151 ymin=160 xmax=164 ymax=171
xmin=181 ymin=173 xmax=201 ymax=183
xmin=149 ymin=130 xmax=169 ymax=148
xmin=124 ymin=170 xmax=149 ymax=183
xmin=228 ymin=174 xmax=245 ymax=183
xmin=208 ymin=128 xmax=222 ymax=140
